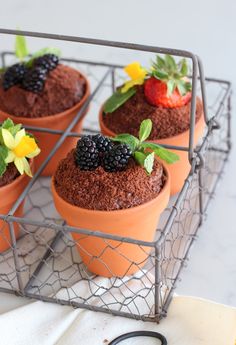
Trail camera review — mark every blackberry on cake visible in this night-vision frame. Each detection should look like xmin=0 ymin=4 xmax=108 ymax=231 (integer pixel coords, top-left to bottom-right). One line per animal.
xmin=102 ymin=143 xmax=132 ymax=172
xmin=22 ymin=66 xmax=47 ymax=93
xmin=2 ymin=63 xmax=28 ymax=90
xmin=75 ymin=136 xmax=100 ymax=171
xmin=34 ymin=54 xmax=59 ymax=73
xmin=91 ymin=134 xmax=114 ymax=153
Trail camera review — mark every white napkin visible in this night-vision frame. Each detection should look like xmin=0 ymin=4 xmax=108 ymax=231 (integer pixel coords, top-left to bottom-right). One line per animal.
xmin=0 ymin=290 xmax=235 ymax=345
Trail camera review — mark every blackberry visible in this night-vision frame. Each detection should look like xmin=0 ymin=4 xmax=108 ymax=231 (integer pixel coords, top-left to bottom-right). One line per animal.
xmin=75 ymin=136 xmax=100 ymax=171
xmin=22 ymin=66 xmax=47 ymax=93
xmin=91 ymin=134 xmax=114 ymax=153
xmin=103 ymin=143 xmax=132 ymax=172
xmin=2 ymin=63 xmax=27 ymax=90
xmin=34 ymin=54 xmax=59 ymax=72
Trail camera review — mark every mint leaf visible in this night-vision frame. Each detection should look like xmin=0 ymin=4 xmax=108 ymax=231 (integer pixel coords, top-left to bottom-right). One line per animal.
xmin=0 ymin=119 xmax=22 ymax=138
xmin=112 ymin=134 xmax=139 ymax=152
xmin=141 ymin=142 xmax=179 ymax=164
xmin=10 ymin=123 xmax=22 ymax=136
xmin=15 ymin=35 xmax=28 ymax=61
xmin=134 ymin=151 xmax=154 ymax=174
xmin=0 ymin=146 xmax=8 ymax=160
xmin=139 ymin=119 xmax=152 ymax=142
xmin=0 ymin=155 xmax=7 ymax=177
xmin=2 ymin=118 xmax=14 ymax=129
xmin=27 ymin=47 xmax=61 ymax=67
xmin=144 ymin=152 xmax=155 ymax=175
xmin=134 ymin=151 xmax=146 ymax=166
xmin=104 ymin=88 xmax=136 ymax=114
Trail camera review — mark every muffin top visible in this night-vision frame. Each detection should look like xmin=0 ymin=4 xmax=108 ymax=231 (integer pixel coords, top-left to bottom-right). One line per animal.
xmin=0 ymin=64 xmax=86 ymax=118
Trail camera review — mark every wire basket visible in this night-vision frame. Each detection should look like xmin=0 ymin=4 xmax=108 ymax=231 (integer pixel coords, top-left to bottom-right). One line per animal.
xmin=0 ymin=29 xmax=232 ymax=322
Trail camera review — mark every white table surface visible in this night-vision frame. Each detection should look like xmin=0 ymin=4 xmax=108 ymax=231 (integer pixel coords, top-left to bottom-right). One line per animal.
xmin=0 ymin=0 xmax=235 ymax=320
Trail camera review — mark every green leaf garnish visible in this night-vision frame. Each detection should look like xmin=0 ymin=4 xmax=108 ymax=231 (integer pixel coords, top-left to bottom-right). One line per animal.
xmin=165 ymin=54 xmax=177 ymax=72
xmin=134 ymin=151 xmax=146 ymax=166
xmin=112 ymin=134 xmax=139 ymax=152
xmin=141 ymin=142 xmax=179 ymax=164
xmin=139 ymin=119 xmax=152 ymax=142
xmin=1 ymin=118 xmax=14 ymax=129
xmin=144 ymin=152 xmax=155 ymax=175
xmin=27 ymin=47 xmax=61 ymax=67
xmin=0 ymin=143 xmax=8 ymax=177
xmin=0 ymin=156 xmax=6 ymax=176
xmin=104 ymin=88 xmax=136 ymax=114
xmin=15 ymin=35 xmax=28 ymax=61
xmin=0 ymin=119 xmax=22 ymax=144
xmin=180 ymin=58 xmax=188 ymax=76
xmin=110 ymin=119 xmax=179 ymax=175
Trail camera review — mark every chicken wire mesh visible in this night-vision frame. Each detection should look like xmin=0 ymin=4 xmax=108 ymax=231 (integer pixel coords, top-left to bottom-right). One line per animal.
xmin=0 ymin=31 xmax=232 ymax=322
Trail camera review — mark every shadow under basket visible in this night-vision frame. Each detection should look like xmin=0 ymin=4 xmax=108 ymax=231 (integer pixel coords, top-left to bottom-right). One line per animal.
xmin=51 ymin=167 xmax=170 ymax=277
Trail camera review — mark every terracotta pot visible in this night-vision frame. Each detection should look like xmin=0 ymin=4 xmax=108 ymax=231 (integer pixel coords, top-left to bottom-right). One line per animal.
xmin=51 ymin=165 xmax=170 ymax=277
xmin=0 ymin=72 xmax=90 ymax=176
xmin=0 ymin=162 xmax=32 ymax=252
xmin=99 ymin=107 xmax=205 ymax=195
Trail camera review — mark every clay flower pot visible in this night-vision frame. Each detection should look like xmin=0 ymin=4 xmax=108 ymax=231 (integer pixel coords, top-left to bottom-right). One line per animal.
xmin=99 ymin=108 xmax=205 ymax=195
xmin=0 ymin=72 xmax=90 ymax=176
xmin=51 ymin=164 xmax=170 ymax=277
xmin=0 ymin=162 xmax=33 ymax=252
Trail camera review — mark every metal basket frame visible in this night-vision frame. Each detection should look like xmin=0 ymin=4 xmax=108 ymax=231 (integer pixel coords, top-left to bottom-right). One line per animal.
xmin=0 ymin=28 xmax=232 ymax=322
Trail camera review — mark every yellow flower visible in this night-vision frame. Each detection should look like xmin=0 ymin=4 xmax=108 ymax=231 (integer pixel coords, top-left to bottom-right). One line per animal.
xmin=2 ymin=128 xmax=40 ymax=177
xmin=121 ymin=62 xmax=147 ymax=93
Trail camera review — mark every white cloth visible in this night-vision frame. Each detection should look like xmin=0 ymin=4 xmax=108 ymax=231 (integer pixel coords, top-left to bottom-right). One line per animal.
xmin=0 ymin=292 xmax=235 ymax=345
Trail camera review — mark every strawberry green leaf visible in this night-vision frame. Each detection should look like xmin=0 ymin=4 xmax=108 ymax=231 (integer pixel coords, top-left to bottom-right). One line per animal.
xmin=141 ymin=142 xmax=179 ymax=164
xmin=177 ymin=79 xmax=192 ymax=96
xmin=144 ymin=152 xmax=155 ymax=175
xmin=104 ymin=88 xmax=136 ymax=114
xmin=180 ymin=58 xmax=188 ymax=76
xmin=157 ymin=56 xmax=165 ymax=68
xmin=112 ymin=134 xmax=139 ymax=152
xmin=152 ymin=70 xmax=169 ymax=80
xmin=167 ymin=80 xmax=176 ymax=96
xmin=15 ymin=35 xmax=28 ymax=61
xmin=139 ymin=119 xmax=152 ymax=142
xmin=165 ymin=54 xmax=177 ymax=71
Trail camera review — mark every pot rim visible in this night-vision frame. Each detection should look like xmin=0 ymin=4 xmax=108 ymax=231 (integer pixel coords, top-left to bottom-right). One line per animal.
xmin=0 ymin=68 xmax=90 ymax=123
xmin=52 ymin=160 xmax=170 ymax=215
xmin=99 ymin=99 xmax=205 ymax=142
xmin=0 ymin=159 xmax=33 ymax=194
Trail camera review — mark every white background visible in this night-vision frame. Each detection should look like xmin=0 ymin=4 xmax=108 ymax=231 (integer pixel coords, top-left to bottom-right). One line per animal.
xmin=0 ymin=0 xmax=235 ymax=310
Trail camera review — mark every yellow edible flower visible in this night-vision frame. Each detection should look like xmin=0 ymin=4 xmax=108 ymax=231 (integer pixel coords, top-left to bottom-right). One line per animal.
xmin=121 ymin=62 xmax=147 ymax=93
xmin=2 ymin=128 xmax=40 ymax=177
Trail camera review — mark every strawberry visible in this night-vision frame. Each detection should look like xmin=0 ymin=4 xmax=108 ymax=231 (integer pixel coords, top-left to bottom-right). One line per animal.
xmin=144 ymin=55 xmax=192 ymax=108
xmin=144 ymin=77 xmax=191 ymax=108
